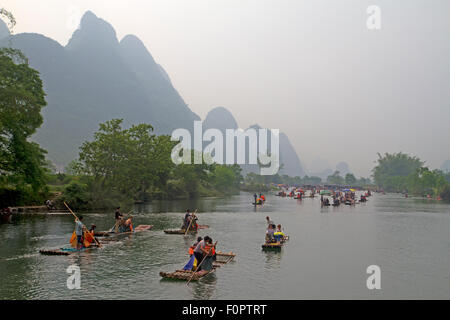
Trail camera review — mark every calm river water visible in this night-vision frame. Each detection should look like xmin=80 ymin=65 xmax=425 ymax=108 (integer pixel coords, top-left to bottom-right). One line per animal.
xmin=1 ymin=192 xmax=449 ymax=299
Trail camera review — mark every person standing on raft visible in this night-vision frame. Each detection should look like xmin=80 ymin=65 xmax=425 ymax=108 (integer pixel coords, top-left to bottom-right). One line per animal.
xmin=193 ymin=236 xmax=215 ymax=271
xmin=75 ymin=216 xmax=87 ymax=250
xmin=115 ymin=207 xmax=123 ymax=233
xmin=182 ymin=209 xmax=191 ymax=230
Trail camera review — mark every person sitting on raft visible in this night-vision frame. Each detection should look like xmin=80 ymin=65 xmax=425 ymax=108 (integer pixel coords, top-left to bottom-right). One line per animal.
xmin=184 ymin=237 xmax=204 ymax=271
xmin=81 ymin=224 xmax=98 ymax=247
xmin=333 ymin=196 xmax=340 ymax=206
xmin=274 ymin=224 xmax=286 ymax=243
xmin=123 ymin=215 xmax=134 ymax=232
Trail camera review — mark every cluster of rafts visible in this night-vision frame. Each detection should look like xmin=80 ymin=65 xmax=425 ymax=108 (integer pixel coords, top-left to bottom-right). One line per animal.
xmin=39 ymin=220 xmax=236 ymax=283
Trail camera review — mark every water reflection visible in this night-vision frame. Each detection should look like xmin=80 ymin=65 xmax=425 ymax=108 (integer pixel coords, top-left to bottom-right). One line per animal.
xmin=190 ymin=274 xmax=217 ymax=300
xmin=263 ymin=250 xmax=283 ymax=269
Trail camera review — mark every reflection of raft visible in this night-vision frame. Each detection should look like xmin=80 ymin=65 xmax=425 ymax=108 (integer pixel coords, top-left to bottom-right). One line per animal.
xmin=163 ymin=225 xmax=209 ymax=234
xmin=252 ymin=202 xmax=263 ymax=206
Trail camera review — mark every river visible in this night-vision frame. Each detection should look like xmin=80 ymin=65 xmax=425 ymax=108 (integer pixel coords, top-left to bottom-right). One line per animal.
xmin=1 ymin=192 xmax=449 ymax=299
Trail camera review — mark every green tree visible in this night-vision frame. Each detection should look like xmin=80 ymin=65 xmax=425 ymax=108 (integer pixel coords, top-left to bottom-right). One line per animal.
xmin=327 ymin=171 xmax=344 ymax=185
xmin=372 ymin=152 xmax=424 ymax=192
xmin=0 ymin=44 xmax=48 ymax=197
xmin=78 ymin=119 xmax=176 ymax=203
xmin=345 ymin=173 xmax=357 ymax=185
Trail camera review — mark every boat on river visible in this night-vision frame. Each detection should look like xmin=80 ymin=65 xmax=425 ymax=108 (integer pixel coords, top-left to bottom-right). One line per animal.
xmin=159 ymin=269 xmax=215 ymax=281
xmin=94 ymin=224 xmax=153 ymax=237
xmin=262 ymin=242 xmax=283 ymax=250
xmin=159 ymin=251 xmax=236 ymax=281
xmin=262 ymin=235 xmax=289 ymax=251
xmin=39 ymin=225 xmax=153 ymax=255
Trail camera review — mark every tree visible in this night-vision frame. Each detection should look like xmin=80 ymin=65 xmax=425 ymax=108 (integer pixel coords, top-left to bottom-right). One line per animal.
xmin=327 ymin=171 xmax=344 ymax=185
xmin=345 ymin=173 xmax=357 ymax=185
xmin=372 ymin=152 xmax=424 ymax=192
xmin=0 ymin=44 xmax=48 ymax=195
xmin=406 ymin=167 xmax=448 ymax=197
xmin=78 ymin=119 xmax=176 ymax=203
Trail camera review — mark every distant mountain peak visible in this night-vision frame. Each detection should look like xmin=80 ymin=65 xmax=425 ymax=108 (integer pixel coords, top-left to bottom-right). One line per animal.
xmin=120 ymin=34 xmax=143 ymax=46
xmin=203 ymin=107 xmax=238 ymax=130
xmin=66 ymin=10 xmax=118 ymax=51
xmin=120 ymin=34 xmax=156 ymax=64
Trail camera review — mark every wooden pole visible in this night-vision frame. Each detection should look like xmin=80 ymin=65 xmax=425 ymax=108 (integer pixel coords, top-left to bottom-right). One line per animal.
xmin=184 ymin=209 xmax=198 ymax=236
xmin=64 ymin=202 xmax=102 ymax=248
xmin=187 ymin=241 xmax=217 ymax=286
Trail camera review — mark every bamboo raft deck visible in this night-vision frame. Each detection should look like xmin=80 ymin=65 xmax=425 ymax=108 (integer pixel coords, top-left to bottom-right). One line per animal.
xmin=159 ymin=269 xmax=215 ymax=281
xmin=262 ymin=242 xmax=283 ymax=250
xmin=163 ymin=225 xmax=209 ymax=234
xmin=94 ymin=224 xmax=153 ymax=237
xmin=213 ymin=251 xmax=236 ymax=268
xmin=39 ymin=246 xmax=99 ymax=256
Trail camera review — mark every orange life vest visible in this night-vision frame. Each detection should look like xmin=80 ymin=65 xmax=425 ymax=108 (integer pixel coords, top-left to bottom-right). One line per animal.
xmin=205 ymin=244 xmax=215 ymax=255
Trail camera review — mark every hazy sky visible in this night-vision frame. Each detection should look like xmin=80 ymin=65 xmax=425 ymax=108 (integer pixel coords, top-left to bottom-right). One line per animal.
xmin=2 ymin=0 xmax=449 ymax=176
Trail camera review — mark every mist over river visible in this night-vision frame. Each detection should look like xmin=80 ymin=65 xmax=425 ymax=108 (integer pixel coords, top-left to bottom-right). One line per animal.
xmin=1 ymin=192 xmax=449 ymax=299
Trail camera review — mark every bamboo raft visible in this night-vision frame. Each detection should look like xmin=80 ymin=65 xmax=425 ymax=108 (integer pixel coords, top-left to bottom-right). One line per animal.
xmin=213 ymin=251 xmax=236 ymax=268
xmin=262 ymin=242 xmax=283 ymax=250
xmin=160 ymin=251 xmax=236 ymax=281
xmin=262 ymin=236 xmax=289 ymax=251
xmin=39 ymin=246 xmax=99 ymax=256
xmin=159 ymin=269 xmax=215 ymax=281
xmin=163 ymin=225 xmax=209 ymax=234
xmin=95 ymin=224 xmax=153 ymax=237
xmin=39 ymin=225 xmax=153 ymax=255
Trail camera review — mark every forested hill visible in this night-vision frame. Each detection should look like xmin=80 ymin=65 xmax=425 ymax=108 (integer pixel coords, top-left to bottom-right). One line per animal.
xmin=0 ymin=11 xmax=200 ymax=168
